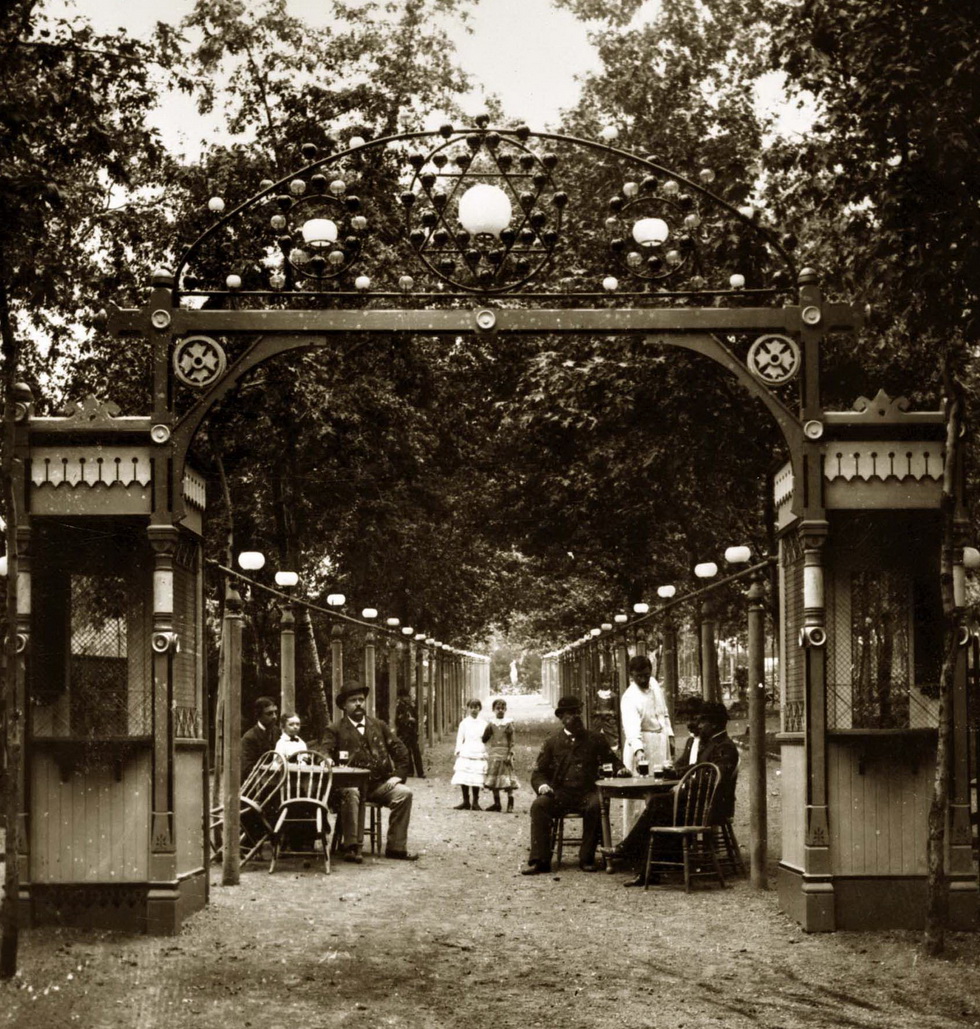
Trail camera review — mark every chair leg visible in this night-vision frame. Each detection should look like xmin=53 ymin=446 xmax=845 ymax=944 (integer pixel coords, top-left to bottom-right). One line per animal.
xmin=721 ymin=821 xmax=746 ymax=876
xmin=556 ymin=818 xmax=564 ymax=869
xmin=268 ymin=837 xmax=279 ymax=874
xmin=643 ymin=833 xmax=656 ymax=890
xmin=682 ymin=837 xmax=692 ymax=893
xmin=705 ymin=832 xmax=726 ymax=888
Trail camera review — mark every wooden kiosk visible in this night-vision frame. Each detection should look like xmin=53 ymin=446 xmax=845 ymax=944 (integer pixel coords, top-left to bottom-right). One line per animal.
xmin=11 ymin=392 xmax=209 ymax=933
xmin=775 ymin=390 xmax=977 ymax=930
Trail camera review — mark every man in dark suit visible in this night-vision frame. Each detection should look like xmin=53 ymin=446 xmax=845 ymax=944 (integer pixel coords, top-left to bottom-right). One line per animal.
xmin=322 ymin=681 xmax=416 ymax=863
xmin=522 ymin=694 xmax=626 ymax=875
xmin=240 ymin=696 xmax=279 ymax=779
xmin=602 ymin=700 xmax=739 ymax=885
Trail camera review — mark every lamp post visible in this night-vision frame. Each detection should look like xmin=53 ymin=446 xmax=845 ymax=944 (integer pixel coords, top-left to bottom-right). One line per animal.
xmin=222 ymin=550 xmax=264 ymax=886
xmin=274 ymin=569 xmax=299 ymax=715
xmin=362 ymin=607 xmax=377 ymax=717
xmin=694 ymin=562 xmax=720 ymax=702
xmin=327 ymin=593 xmax=345 ymax=708
xmin=633 ymin=602 xmax=649 ymax=656
xmin=657 ymin=585 xmax=678 ymax=719
xmin=726 ymin=544 xmax=767 ymax=889
xmin=614 ymin=613 xmax=629 ymax=699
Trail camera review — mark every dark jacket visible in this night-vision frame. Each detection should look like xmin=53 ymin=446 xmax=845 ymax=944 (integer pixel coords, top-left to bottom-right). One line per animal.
xmin=678 ymin=731 xmax=739 ymax=821
xmin=531 ymin=727 xmax=624 ymax=799
xmin=241 ymin=723 xmax=278 ymax=779
xmin=322 ymin=715 xmax=411 ymax=790
xmin=395 ymin=696 xmax=418 ymax=743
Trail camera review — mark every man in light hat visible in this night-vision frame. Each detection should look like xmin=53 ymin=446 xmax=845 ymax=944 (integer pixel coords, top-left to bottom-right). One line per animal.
xmin=522 ymin=694 xmax=626 ymax=875
xmin=323 ymin=680 xmax=416 ymax=863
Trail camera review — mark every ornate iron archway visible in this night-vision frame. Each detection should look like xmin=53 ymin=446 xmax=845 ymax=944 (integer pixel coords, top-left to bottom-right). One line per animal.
xmin=13 ymin=123 xmax=972 ymax=936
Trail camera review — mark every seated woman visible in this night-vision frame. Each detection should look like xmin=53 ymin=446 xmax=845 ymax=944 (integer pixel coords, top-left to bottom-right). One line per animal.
xmin=602 ymin=701 xmax=738 ymax=885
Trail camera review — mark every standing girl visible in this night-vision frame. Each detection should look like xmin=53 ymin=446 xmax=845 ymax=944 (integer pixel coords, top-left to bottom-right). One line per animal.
xmin=451 ymin=698 xmax=490 ymax=809
xmin=483 ymin=698 xmax=519 ymax=812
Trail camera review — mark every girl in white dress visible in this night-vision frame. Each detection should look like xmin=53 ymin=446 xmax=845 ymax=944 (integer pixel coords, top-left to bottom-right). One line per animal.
xmin=451 ymin=698 xmax=490 ymax=809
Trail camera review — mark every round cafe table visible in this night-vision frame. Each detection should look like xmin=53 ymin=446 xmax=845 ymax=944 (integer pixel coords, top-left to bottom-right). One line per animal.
xmin=596 ymin=775 xmax=680 ymax=873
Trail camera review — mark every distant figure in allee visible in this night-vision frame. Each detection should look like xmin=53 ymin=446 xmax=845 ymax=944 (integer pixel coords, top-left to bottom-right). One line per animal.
xmin=241 ymin=696 xmax=279 ymax=779
xmin=484 ymin=698 xmax=519 ymax=812
xmin=452 ymin=698 xmax=490 ymax=810
xmin=395 ymin=689 xmax=425 ymax=778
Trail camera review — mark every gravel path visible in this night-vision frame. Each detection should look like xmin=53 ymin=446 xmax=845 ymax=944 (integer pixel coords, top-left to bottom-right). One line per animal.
xmin=1 ymin=693 xmax=979 ymax=1029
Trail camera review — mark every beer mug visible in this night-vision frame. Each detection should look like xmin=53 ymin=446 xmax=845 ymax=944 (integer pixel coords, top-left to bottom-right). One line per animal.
xmin=601 ymin=761 xmax=613 ymax=778
xmin=338 ymin=750 xmax=349 ymax=767
xmin=637 ymin=759 xmax=649 ymax=776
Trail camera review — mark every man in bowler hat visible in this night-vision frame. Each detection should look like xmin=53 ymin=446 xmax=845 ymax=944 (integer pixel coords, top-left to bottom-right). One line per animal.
xmin=522 ymin=694 xmax=626 ymax=875
xmin=322 ymin=680 xmax=417 ymax=863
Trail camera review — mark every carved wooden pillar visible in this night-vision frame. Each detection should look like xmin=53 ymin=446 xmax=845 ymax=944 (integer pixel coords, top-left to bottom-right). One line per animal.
xmin=147 ymin=523 xmax=179 ymax=886
xmin=800 ymin=519 xmax=832 ymax=925
xmin=12 ymin=525 xmax=31 ymax=890
xmin=220 ymin=575 xmax=243 ymax=887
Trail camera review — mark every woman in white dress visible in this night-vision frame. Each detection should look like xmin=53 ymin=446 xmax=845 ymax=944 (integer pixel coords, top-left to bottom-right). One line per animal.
xmin=451 ymin=698 xmax=490 ymax=809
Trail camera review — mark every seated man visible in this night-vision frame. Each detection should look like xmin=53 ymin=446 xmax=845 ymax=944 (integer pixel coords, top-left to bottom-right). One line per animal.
xmin=602 ymin=700 xmax=738 ymax=886
xmin=322 ymin=680 xmax=417 ymax=863
xmin=240 ymin=696 xmax=280 ymax=780
xmin=522 ymin=694 xmax=626 ymax=875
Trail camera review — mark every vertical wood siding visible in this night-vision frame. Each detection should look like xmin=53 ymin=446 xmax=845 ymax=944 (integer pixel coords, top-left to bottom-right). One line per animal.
xmin=827 ymin=741 xmax=930 ymax=875
xmin=30 ymin=750 xmax=151 ymax=882
xmin=780 ymin=744 xmax=806 ymax=869
xmin=174 ymin=747 xmax=205 ymax=876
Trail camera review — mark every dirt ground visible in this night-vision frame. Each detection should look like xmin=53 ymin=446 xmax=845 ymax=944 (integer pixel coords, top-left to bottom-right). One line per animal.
xmin=2 ymin=693 xmax=980 ymax=1029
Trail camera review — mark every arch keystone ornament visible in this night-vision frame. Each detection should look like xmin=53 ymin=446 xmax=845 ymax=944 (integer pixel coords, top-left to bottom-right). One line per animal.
xmin=17 ymin=122 xmax=966 ymax=937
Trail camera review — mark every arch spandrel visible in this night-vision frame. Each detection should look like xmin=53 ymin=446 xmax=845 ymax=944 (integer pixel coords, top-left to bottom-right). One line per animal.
xmin=96 ymin=125 xmax=865 ymax=528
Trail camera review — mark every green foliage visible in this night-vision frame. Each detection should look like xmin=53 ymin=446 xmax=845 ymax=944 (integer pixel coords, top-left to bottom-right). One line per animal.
xmin=0 ymin=2 xmax=174 ymax=409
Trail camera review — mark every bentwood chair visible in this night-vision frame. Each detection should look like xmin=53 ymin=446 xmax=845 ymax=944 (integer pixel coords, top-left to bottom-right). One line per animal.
xmin=643 ymin=762 xmax=726 ymax=891
xmin=210 ymin=750 xmax=287 ymax=867
xmin=269 ymin=750 xmax=334 ymax=874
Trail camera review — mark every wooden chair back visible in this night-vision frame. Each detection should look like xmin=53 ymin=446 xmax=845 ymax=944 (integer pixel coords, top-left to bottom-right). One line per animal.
xmin=671 ymin=762 xmax=721 ymax=829
xmin=281 ymin=750 xmax=333 ymax=807
xmin=241 ymin=751 xmax=287 ymax=816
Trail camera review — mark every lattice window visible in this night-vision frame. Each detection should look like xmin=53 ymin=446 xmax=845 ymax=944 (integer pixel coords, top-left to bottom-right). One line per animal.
xmin=31 ymin=536 xmax=150 ymax=740
xmin=780 ymin=533 xmax=805 ymax=732
xmin=827 ymin=512 xmax=941 ymax=731
xmin=850 ymin=569 xmax=911 ymax=729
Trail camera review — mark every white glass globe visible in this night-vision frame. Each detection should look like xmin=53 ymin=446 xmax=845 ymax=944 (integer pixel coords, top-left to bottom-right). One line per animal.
xmin=657 ymin=585 xmax=676 ymax=599
xmin=301 ymin=218 xmax=338 ymax=247
xmin=274 ymin=570 xmax=299 ymax=587
xmin=632 ymin=218 xmax=670 ymax=246
xmin=237 ymin=551 xmax=265 ymax=571
xmin=458 ymin=184 xmax=512 ymax=237
xmin=694 ymin=562 xmax=718 ymax=578
xmin=725 ymin=545 xmax=752 ymax=565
